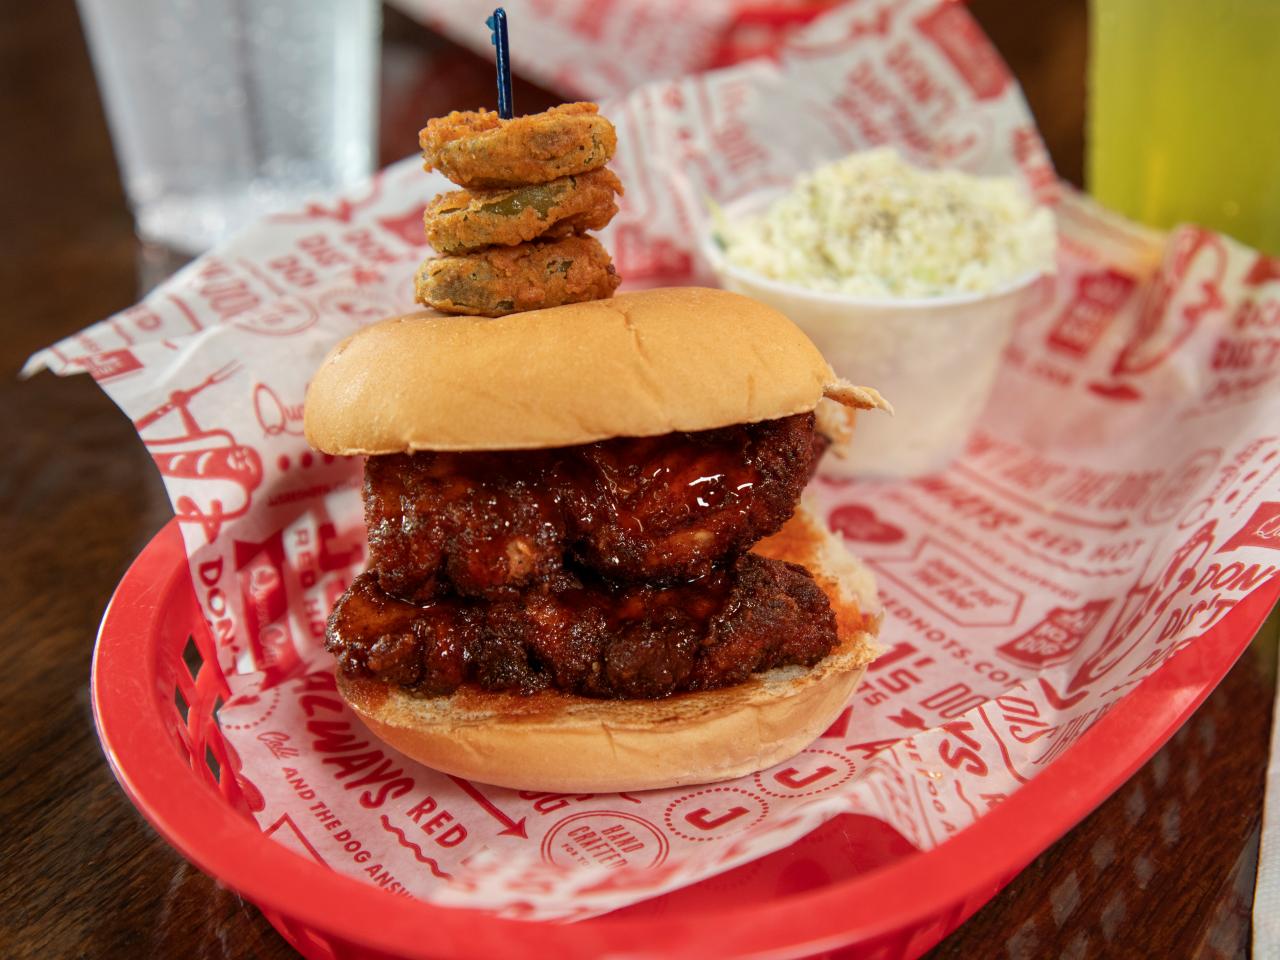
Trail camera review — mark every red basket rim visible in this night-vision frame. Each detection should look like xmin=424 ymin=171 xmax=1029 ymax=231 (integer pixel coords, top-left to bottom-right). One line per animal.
xmin=92 ymin=519 xmax=1279 ymax=959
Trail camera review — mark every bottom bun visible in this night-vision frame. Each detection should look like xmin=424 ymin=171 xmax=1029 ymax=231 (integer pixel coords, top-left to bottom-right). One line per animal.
xmin=338 ymin=502 xmax=880 ymax=792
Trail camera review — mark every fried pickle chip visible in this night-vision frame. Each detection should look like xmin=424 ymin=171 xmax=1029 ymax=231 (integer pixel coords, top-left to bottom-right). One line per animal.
xmin=416 ymin=235 xmax=620 ymax=317
xmin=420 ymin=102 xmax=617 ymax=189
xmin=424 ymin=168 xmax=623 ymax=255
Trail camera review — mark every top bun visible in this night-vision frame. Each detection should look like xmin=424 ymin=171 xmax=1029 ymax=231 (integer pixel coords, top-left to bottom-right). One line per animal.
xmin=305 ymin=287 xmax=875 ymax=454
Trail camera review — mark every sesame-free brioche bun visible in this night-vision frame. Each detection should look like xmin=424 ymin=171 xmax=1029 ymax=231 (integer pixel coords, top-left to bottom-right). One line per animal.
xmin=336 ymin=503 xmax=880 ymax=793
xmin=304 ymin=287 xmax=889 ymax=455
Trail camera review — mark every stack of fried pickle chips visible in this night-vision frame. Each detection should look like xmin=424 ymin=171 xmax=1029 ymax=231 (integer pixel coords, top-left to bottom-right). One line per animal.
xmin=416 ymin=102 xmax=623 ymax=317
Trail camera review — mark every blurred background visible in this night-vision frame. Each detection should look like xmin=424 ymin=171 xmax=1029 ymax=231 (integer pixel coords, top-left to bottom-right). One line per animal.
xmin=2 ymin=0 xmax=1088 ymax=352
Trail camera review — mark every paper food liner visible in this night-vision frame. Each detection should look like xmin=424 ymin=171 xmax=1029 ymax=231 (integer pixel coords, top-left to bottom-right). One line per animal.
xmin=27 ymin=0 xmax=1280 ymax=922
xmin=389 ymin=0 xmax=820 ymax=100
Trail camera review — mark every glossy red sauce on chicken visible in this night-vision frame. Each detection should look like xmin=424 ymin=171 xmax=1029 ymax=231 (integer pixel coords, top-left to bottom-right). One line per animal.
xmin=327 ymin=553 xmax=836 ymax=699
xmin=364 ymin=412 xmax=823 ymax=602
xmin=328 ymin=413 xmax=837 ymax=699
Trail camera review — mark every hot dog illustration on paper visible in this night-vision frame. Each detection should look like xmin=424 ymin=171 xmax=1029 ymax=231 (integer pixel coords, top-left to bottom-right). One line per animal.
xmin=136 ymin=362 xmax=264 ymax=542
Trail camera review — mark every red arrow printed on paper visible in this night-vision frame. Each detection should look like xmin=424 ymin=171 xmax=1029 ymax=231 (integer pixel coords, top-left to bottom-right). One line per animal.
xmin=448 ymin=775 xmax=528 ymax=838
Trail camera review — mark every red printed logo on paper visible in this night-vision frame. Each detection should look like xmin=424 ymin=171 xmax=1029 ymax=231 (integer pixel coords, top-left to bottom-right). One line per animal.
xmin=914 ymin=2 xmax=1010 ymax=101
xmin=874 ymin=538 xmax=1024 ymax=627
xmin=78 ymin=349 xmax=143 ymax=382
xmin=271 ymin=178 xmax=382 ymax=225
xmin=232 ymin=296 xmax=318 ymax=337
xmin=120 ymin=301 xmax=165 ymax=334
xmin=1144 ymin=449 xmax=1220 ymax=525
xmin=541 ymin=811 xmax=669 ymax=869
xmin=1218 ymin=502 xmax=1280 ymax=554
xmin=1090 ymin=229 xmax=1228 ymax=401
xmin=829 ymin=504 xmax=906 ymax=544
xmin=136 ymin=363 xmax=263 ymax=542
xmin=316 ymin=522 xmax=364 ymax=575
xmin=712 ymin=7 xmax=829 ymax=67
xmin=995 ymin=599 xmax=1113 ymax=668
xmin=665 ymin=788 xmax=768 ymax=842
xmin=1132 ymin=229 xmax=1228 ymax=369
xmin=1067 ymin=520 xmax=1218 ymax=693
xmin=379 ymin=205 xmax=431 ymax=248
xmin=989 ymin=695 xmax=1051 ymax=758
xmin=1046 ymin=269 xmax=1137 ymax=358
xmin=786 ymin=4 xmax=893 ymax=58
xmin=613 ymin=224 xmax=693 ymax=283
xmin=253 ymin=383 xmax=305 ymax=438
xmin=1244 ymin=253 xmax=1280 ymax=287
xmin=235 ymin=531 xmax=299 ymax=684
xmin=255 ymin=730 xmax=297 ymax=760
xmin=318 ymin=287 xmax=396 ymax=327
xmin=220 ymin=686 xmax=283 ymax=732
xmin=754 ymin=749 xmax=856 ymax=798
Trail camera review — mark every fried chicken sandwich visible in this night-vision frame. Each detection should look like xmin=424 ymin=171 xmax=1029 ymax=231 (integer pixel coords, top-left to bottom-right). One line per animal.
xmin=304 ymin=286 xmax=889 ymax=792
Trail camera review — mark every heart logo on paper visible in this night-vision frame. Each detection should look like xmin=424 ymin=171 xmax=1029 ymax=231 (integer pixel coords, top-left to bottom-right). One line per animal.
xmin=828 ymin=504 xmax=906 ymax=544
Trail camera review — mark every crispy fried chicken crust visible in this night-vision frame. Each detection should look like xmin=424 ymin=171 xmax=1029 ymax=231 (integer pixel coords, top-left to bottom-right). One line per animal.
xmin=363 ymin=413 xmax=823 ymax=602
xmin=327 ymin=553 xmax=837 ymax=699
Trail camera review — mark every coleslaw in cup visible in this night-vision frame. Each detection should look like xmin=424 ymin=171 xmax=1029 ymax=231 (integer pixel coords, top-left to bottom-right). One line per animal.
xmin=705 ymin=155 xmax=1055 ymax=478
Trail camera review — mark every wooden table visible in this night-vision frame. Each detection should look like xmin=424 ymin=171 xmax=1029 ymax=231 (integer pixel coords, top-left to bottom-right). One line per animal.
xmin=1 ymin=2 xmax=1273 ymax=957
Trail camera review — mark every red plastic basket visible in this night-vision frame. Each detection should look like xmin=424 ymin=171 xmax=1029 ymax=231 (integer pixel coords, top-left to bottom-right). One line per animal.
xmin=93 ymin=519 xmax=1280 ymax=959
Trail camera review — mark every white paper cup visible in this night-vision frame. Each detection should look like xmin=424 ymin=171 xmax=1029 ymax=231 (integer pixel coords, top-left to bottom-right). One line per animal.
xmin=703 ymin=192 xmax=1042 ymax=478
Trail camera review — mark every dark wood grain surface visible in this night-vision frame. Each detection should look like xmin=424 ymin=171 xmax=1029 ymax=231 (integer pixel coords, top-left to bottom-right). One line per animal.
xmin=0 ymin=2 xmax=1274 ymax=958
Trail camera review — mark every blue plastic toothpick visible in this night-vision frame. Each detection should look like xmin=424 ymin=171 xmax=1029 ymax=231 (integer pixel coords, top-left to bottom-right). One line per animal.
xmin=487 ymin=8 xmax=514 ymax=119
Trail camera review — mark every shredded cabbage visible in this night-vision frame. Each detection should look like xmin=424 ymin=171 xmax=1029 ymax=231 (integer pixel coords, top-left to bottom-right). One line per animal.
xmin=717 ymin=149 xmax=1056 ymax=298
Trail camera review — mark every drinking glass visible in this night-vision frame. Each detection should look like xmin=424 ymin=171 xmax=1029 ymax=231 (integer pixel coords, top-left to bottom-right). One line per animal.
xmin=77 ymin=0 xmax=381 ymax=255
